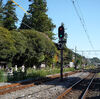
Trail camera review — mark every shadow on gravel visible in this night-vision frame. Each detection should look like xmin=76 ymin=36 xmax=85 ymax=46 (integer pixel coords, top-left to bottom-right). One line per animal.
xmin=13 ymin=69 xmax=100 ymax=99
xmin=86 ymin=96 xmax=100 ymax=99
xmin=82 ymin=68 xmax=100 ymax=73
xmin=15 ymin=76 xmax=83 ymax=99
xmin=4 ymin=68 xmax=100 ymax=99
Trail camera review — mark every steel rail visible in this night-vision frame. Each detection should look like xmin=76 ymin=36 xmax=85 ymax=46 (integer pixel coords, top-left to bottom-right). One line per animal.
xmin=0 ymin=71 xmax=78 ymax=95
xmin=81 ymin=73 xmax=96 ymax=99
xmin=56 ymin=73 xmax=91 ymax=99
xmin=0 ymin=78 xmax=53 ymax=95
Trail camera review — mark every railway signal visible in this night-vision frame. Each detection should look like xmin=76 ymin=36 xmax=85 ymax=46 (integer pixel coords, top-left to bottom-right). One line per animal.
xmin=58 ymin=24 xmax=66 ymax=81
xmin=58 ymin=43 xmax=63 ymax=50
xmin=58 ymin=25 xmax=64 ymax=39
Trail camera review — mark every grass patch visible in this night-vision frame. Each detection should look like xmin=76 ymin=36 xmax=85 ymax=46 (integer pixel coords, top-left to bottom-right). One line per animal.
xmin=84 ymin=65 xmax=96 ymax=69
xmin=26 ymin=67 xmax=75 ymax=79
xmin=0 ymin=69 xmax=7 ymax=82
xmin=63 ymin=67 xmax=75 ymax=72
xmin=98 ymin=73 xmax=100 ymax=75
xmin=0 ymin=67 xmax=75 ymax=82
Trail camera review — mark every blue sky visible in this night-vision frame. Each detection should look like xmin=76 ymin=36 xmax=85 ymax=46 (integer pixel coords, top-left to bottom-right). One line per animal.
xmin=3 ymin=0 xmax=100 ymax=58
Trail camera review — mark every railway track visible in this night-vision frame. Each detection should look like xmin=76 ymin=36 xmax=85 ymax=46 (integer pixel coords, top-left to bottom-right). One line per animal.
xmin=0 ymin=71 xmax=78 ymax=95
xmin=85 ymin=73 xmax=100 ymax=99
xmin=56 ymin=73 xmax=96 ymax=99
xmin=15 ymin=71 xmax=86 ymax=99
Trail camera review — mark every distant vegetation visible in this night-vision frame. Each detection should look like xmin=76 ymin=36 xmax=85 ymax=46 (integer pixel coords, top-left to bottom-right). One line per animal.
xmin=0 ymin=27 xmax=57 ymax=68
xmin=89 ymin=57 xmax=100 ymax=64
xmin=0 ymin=0 xmax=98 ymax=69
xmin=0 ymin=26 xmax=91 ymax=69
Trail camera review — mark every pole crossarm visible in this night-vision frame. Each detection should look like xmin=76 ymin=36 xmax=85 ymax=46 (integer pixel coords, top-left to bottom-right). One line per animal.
xmin=11 ymin=0 xmax=30 ymax=15
xmin=77 ymin=50 xmax=100 ymax=52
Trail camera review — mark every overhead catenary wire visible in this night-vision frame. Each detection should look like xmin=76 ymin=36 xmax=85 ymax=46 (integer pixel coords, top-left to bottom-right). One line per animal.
xmin=78 ymin=51 xmax=100 ymax=58
xmin=68 ymin=0 xmax=99 ymax=58
xmin=70 ymin=0 xmax=94 ymax=50
xmin=2 ymin=0 xmax=99 ymax=58
xmin=77 ymin=50 xmax=100 ymax=52
xmin=75 ymin=0 xmax=86 ymax=27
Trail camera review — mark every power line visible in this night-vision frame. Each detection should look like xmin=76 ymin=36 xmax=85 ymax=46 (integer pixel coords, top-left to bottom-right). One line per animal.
xmin=10 ymin=0 xmax=32 ymax=28
xmin=70 ymin=0 xmax=95 ymax=50
xmin=7 ymin=12 xmax=32 ymax=29
xmin=75 ymin=0 xmax=86 ymax=26
xmin=10 ymin=0 xmax=52 ymax=39
xmin=0 ymin=6 xmax=50 ymax=40
xmin=77 ymin=50 xmax=100 ymax=52
xmin=11 ymin=0 xmax=30 ymax=15
xmin=1 ymin=3 xmax=32 ymax=29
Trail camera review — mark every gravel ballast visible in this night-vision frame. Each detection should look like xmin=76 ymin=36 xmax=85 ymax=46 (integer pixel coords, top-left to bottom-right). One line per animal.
xmin=0 ymin=72 xmax=89 ymax=99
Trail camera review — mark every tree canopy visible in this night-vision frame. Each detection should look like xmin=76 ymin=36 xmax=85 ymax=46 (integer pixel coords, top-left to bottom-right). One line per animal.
xmin=0 ymin=0 xmax=86 ymax=68
xmin=0 ymin=0 xmax=3 ymax=27
xmin=20 ymin=0 xmax=55 ymax=40
xmin=20 ymin=29 xmax=56 ymax=67
xmin=3 ymin=0 xmax=18 ymax=30
xmin=0 ymin=27 xmax=16 ymax=64
xmin=0 ymin=27 xmax=56 ymax=67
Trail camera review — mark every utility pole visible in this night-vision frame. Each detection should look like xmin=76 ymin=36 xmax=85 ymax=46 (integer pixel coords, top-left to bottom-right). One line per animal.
xmin=74 ymin=46 xmax=77 ymax=69
xmin=81 ymin=51 xmax=84 ymax=69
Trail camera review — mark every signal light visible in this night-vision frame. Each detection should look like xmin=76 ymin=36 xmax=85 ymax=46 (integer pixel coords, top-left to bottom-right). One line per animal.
xmin=60 ymin=27 xmax=62 ymax=30
xmin=58 ymin=26 xmax=64 ymax=39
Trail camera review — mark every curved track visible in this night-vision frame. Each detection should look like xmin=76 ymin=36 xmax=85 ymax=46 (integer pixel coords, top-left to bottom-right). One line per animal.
xmin=56 ymin=73 xmax=96 ymax=99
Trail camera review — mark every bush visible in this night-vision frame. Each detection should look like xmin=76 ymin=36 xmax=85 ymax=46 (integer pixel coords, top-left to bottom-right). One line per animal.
xmin=0 ymin=69 xmax=6 ymax=82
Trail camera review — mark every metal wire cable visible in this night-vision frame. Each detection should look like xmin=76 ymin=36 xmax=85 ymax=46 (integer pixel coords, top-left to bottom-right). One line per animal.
xmin=70 ymin=0 xmax=95 ymax=50
xmin=3 ymin=0 xmax=46 ymax=30
xmin=75 ymin=0 xmax=86 ymax=26
xmin=77 ymin=50 xmax=100 ymax=52
xmin=11 ymin=0 xmax=30 ymax=15
xmin=0 ymin=7 xmax=32 ymax=29
xmin=1 ymin=6 xmax=51 ymax=41
xmin=10 ymin=0 xmax=53 ymax=37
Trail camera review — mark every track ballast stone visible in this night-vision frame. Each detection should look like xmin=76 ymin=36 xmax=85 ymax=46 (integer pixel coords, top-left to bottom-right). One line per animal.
xmin=0 ymin=72 xmax=89 ymax=99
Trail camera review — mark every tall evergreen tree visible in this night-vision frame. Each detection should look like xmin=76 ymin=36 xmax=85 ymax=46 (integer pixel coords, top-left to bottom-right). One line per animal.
xmin=20 ymin=0 xmax=55 ymax=33
xmin=20 ymin=13 xmax=31 ymax=29
xmin=3 ymin=0 xmax=18 ymax=30
xmin=0 ymin=0 xmax=3 ymax=27
xmin=29 ymin=0 xmax=55 ymax=32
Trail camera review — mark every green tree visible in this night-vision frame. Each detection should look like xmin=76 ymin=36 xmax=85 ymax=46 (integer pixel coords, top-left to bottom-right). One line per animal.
xmin=0 ymin=0 xmax=3 ymax=27
xmin=20 ymin=13 xmax=31 ymax=29
xmin=90 ymin=57 xmax=100 ymax=64
xmin=10 ymin=30 xmax=27 ymax=66
xmin=20 ymin=29 xmax=46 ymax=67
xmin=20 ymin=29 xmax=56 ymax=68
xmin=20 ymin=0 xmax=55 ymax=40
xmin=29 ymin=0 xmax=55 ymax=32
xmin=0 ymin=27 xmax=16 ymax=67
xmin=3 ymin=0 xmax=18 ymax=30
